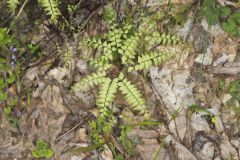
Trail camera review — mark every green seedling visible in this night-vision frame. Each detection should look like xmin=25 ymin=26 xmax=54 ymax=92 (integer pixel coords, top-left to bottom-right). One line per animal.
xmin=32 ymin=140 xmax=54 ymax=159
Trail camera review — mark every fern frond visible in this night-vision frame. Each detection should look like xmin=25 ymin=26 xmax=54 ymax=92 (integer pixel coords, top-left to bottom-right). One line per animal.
xmin=118 ymin=33 xmax=139 ymax=64
xmin=122 ymin=23 xmax=134 ymax=37
xmin=101 ymin=41 xmax=116 ymax=61
xmin=146 ymin=32 xmax=181 ymax=45
xmin=90 ymin=58 xmax=112 ymax=71
xmin=72 ymin=71 xmax=107 ymax=92
xmin=88 ymin=37 xmax=102 ymax=49
xmin=118 ymin=73 xmax=147 ymax=115
xmin=128 ymin=52 xmax=174 ymax=71
xmin=38 ymin=0 xmax=60 ymax=22
xmin=107 ymin=26 xmax=123 ymax=47
xmin=7 ymin=0 xmax=19 ymax=12
xmin=96 ymin=78 xmax=119 ymax=116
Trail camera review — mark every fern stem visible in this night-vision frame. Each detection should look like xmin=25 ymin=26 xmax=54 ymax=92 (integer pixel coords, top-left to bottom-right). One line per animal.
xmin=121 ymin=79 xmax=142 ymax=107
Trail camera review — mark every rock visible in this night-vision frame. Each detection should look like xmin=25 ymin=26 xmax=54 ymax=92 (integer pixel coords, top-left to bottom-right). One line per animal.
xmin=150 ymin=67 xmax=195 ymax=141
xmin=177 ymin=19 xmax=194 ymax=41
xmin=169 ymin=116 xmax=187 ymax=140
xmin=213 ymin=53 xmax=229 ymax=66
xmin=23 ymin=66 xmax=39 ymax=82
xmin=101 ymin=145 xmax=113 ymax=160
xmin=128 ymin=129 xmax=159 ymax=139
xmin=220 ymin=134 xmax=239 ymax=160
xmin=209 ymin=98 xmax=224 ymax=133
xmin=48 ymin=67 xmax=69 ymax=85
xmin=190 ymin=113 xmax=211 ymax=133
xmin=150 ymin=67 xmax=195 ymax=114
xmin=197 ymin=142 xmax=215 ymax=160
xmin=76 ymin=59 xmax=88 ymax=74
xmin=165 ymin=135 xmax=197 ymax=160
xmin=191 ymin=24 xmax=208 ymax=53
xmin=136 ymin=139 xmax=163 ymax=160
xmin=71 ymin=155 xmax=83 ymax=160
xmin=195 ymin=48 xmax=213 ymax=65
xmin=222 ymin=94 xmax=232 ymax=104
xmin=76 ymin=128 xmax=88 ymax=142
xmin=32 ymin=81 xmax=46 ymax=98
xmin=214 ymin=115 xmax=224 ymax=133
xmin=214 ymin=156 xmax=221 ymax=160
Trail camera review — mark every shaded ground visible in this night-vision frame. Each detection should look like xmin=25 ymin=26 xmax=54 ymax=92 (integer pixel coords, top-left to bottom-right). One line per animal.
xmin=0 ymin=0 xmax=239 ymax=160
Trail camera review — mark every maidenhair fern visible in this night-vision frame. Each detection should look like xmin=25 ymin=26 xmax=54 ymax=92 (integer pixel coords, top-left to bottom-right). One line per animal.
xmin=38 ymin=0 xmax=60 ymax=22
xmin=71 ymin=16 xmax=189 ymax=156
xmin=146 ymin=32 xmax=182 ymax=46
xmin=119 ymin=33 xmax=140 ymax=64
xmin=72 ymin=71 xmax=107 ymax=92
xmin=73 ymin=19 xmax=186 ymax=120
xmin=118 ymin=73 xmax=147 ymax=115
xmin=96 ymin=78 xmax=119 ymax=116
xmin=128 ymin=51 xmax=174 ymax=71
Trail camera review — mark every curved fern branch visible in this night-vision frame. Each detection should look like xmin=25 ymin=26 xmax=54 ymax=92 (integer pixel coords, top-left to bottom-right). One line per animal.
xmin=7 ymin=0 xmax=19 ymax=12
xmin=38 ymin=0 xmax=60 ymax=22
xmin=96 ymin=78 xmax=119 ymax=116
xmin=72 ymin=71 xmax=107 ymax=92
xmin=118 ymin=33 xmax=139 ymax=64
xmin=107 ymin=26 xmax=123 ymax=47
xmin=128 ymin=52 xmax=174 ymax=71
xmin=101 ymin=41 xmax=116 ymax=61
xmin=90 ymin=58 xmax=112 ymax=71
xmin=146 ymin=32 xmax=181 ymax=45
xmin=118 ymin=73 xmax=148 ymax=115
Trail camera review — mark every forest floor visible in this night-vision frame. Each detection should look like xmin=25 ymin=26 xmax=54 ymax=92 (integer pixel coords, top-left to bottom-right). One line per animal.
xmin=0 ymin=0 xmax=240 ymax=160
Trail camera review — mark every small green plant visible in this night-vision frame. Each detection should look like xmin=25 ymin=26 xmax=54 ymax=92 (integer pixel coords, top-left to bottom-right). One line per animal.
xmin=198 ymin=0 xmax=219 ymax=26
xmin=188 ymin=104 xmax=217 ymax=124
xmin=7 ymin=0 xmax=19 ymax=13
xmin=218 ymin=79 xmax=240 ymax=115
xmin=32 ymin=140 xmax=54 ymax=159
xmin=0 ymin=28 xmax=19 ymax=118
xmin=102 ymin=4 xmax=117 ymax=24
xmin=38 ymin=0 xmax=60 ymax=23
xmin=71 ymin=12 xmax=186 ymax=157
xmin=118 ymin=125 xmax=136 ymax=157
xmin=229 ymin=80 xmax=240 ymax=101
xmin=73 ymin=24 xmax=182 ymax=118
xmin=221 ymin=11 xmax=240 ymax=37
xmin=198 ymin=0 xmax=240 ymax=36
xmin=219 ymin=79 xmax=225 ymax=91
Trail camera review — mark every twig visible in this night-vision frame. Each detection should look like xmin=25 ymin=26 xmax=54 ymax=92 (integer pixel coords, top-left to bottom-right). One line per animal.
xmin=16 ymin=0 xmax=29 ymax=19
xmin=55 ymin=116 xmax=89 ymax=141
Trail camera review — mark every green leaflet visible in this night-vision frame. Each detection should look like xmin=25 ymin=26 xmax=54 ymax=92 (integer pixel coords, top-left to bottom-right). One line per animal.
xmin=32 ymin=140 xmax=54 ymax=158
xmin=38 ymin=0 xmax=60 ymax=22
xmin=118 ymin=73 xmax=147 ymax=115
xmin=7 ymin=0 xmax=19 ymax=12
xmin=188 ymin=105 xmax=212 ymax=115
xmin=96 ymin=78 xmax=119 ymax=116
xmin=88 ymin=37 xmax=102 ymax=49
xmin=107 ymin=26 xmax=123 ymax=47
xmin=72 ymin=71 xmax=107 ymax=92
xmin=101 ymin=41 xmax=115 ymax=61
xmin=146 ymin=32 xmax=181 ymax=46
xmin=90 ymin=58 xmax=112 ymax=71
xmin=128 ymin=52 xmax=174 ymax=72
xmin=119 ymin=33 xmax=139 ymax=64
